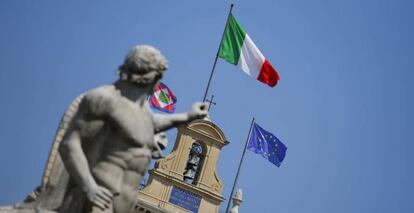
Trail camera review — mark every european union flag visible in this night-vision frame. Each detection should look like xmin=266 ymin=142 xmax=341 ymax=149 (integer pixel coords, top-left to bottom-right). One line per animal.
xmin=247 ymin=122 xmax=287 ymax=167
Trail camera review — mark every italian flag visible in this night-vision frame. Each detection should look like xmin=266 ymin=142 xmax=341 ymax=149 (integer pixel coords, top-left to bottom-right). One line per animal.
xmin=218 ymin=14 xmax=280 ymax=87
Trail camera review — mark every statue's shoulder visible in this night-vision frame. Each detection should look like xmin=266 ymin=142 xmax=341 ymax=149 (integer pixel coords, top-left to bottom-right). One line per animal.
xmin=82 ymin=85 xmax=118 ymax=113
xmin=84 ymin=85 xmax=117 ymax=102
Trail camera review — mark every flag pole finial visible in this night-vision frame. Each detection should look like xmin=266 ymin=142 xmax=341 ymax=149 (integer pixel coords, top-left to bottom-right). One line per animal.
xmin=205 ymin=94 xmax=217 ymax=112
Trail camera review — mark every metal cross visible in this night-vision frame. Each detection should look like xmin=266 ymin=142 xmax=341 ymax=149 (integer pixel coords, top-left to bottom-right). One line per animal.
xmin=205 ymin=95 xmax=217 ymax=112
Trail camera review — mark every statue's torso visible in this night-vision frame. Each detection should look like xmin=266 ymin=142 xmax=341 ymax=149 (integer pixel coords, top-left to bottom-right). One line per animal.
xmin=80 ymin=86 xmax=155 ymax=195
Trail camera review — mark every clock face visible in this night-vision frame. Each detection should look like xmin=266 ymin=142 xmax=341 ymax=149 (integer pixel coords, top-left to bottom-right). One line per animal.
xmin=191 ymin=142 xmax=203 ymax=155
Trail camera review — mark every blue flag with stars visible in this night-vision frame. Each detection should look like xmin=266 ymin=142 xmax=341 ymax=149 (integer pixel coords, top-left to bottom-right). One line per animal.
xmin=247 ymin=122 xmax=287 ymax=167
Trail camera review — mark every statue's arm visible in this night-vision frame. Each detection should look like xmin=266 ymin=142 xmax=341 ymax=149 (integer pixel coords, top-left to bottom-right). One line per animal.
xmin=59 ymin=126 xmax=96 ymax=191
xmin=58 ymin=96 xmax=113 ymax=210
xmin=153 ymin=102 xmax=208 ymax=133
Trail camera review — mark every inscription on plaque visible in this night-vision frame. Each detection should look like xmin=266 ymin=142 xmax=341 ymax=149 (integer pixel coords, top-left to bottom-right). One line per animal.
xmin=168 ymin=186 xmax=201 ymax=213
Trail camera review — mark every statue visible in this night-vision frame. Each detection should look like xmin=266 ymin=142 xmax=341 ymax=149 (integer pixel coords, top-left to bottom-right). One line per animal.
xmin=1 ymin=45 xmax=208 ymax=213
xmin=230 ymin=189 xmax=243 ymax=213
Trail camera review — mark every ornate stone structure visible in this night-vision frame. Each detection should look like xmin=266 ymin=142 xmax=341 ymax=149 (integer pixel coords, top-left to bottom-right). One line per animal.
xmin=134 ymin=119 xmax=229 ymax=213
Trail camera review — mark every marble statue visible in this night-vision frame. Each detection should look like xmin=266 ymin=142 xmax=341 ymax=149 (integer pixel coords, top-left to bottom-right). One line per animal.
xmin=230 ymin=189 xmax=243 ymax=213
xmin=1 ymin=45 xmax=207 ymax=213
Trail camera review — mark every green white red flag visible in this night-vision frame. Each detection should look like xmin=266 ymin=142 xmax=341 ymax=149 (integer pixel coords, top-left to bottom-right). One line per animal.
xmin=218 ymin=14 xmax=280 ymax=87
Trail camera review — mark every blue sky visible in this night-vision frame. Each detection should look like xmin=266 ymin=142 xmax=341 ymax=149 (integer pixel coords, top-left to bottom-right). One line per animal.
xmin=0 ymin=1 xmax=413 ymax=212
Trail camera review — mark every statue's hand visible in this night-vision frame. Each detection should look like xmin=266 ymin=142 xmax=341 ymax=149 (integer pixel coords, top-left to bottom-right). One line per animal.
xmin=188 ymin=102 xmax=208 ymax=121
xmin=86 ymin=185 xmax=114 ymax=210
xmin=152 ymin=132 xmax=167 ymax=159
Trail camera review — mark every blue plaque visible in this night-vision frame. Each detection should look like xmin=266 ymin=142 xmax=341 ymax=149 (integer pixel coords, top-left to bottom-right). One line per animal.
xmin=169 ymin=186 xmax=201 ymax=213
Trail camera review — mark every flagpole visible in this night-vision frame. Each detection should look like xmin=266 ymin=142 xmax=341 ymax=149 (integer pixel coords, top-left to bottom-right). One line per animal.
xmin=202 ymin=4 xmax=234 ymax=102
xmin=224 ymin=117 xmax=255 ymax=213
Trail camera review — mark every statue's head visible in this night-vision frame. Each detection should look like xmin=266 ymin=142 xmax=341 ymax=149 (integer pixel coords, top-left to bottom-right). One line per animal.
xmin=117 ymin=45 xmax=168 ymax=87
